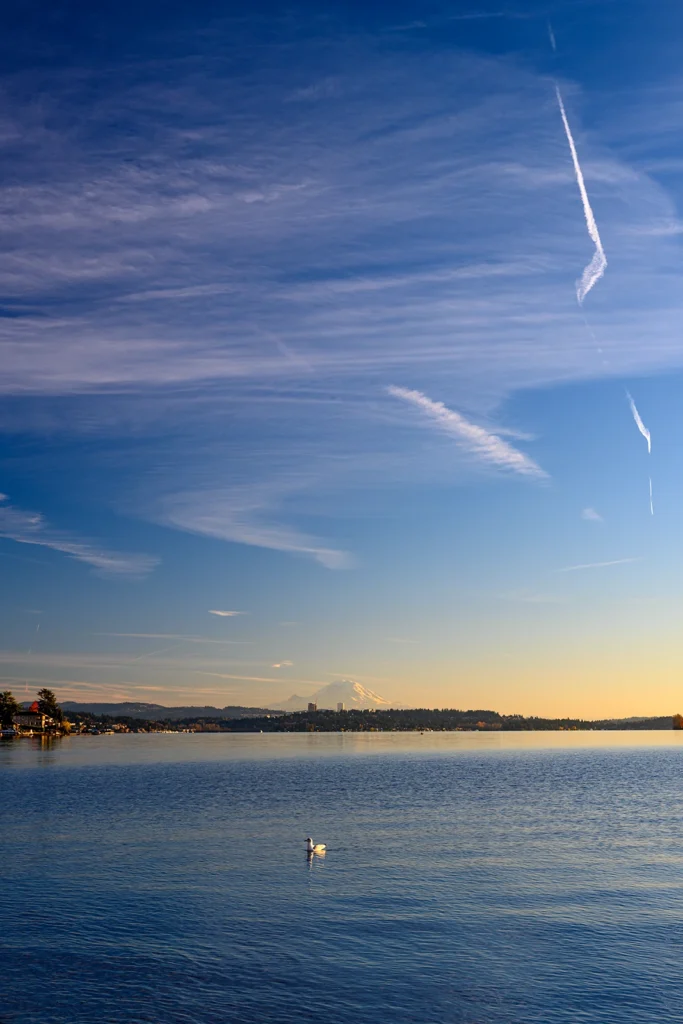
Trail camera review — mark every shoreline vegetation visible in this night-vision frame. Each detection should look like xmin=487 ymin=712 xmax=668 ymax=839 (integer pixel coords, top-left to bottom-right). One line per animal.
xmin=75 ymin=709 xmax=683 ymax=733
xmin=3 ymin=690 xmax=683 ymax=736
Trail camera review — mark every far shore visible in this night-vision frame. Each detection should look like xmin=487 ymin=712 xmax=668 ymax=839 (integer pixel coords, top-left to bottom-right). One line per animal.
xmin=5 ymin=706 xmax=682 ymax=738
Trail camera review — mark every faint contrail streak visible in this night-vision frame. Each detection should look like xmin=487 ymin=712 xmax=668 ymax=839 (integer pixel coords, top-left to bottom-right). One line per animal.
xmin=625 ymin=391 xmax=653 ymax=515
xmin=557 ymin=557 xmax=640 ymax=572
xmin=129 ymin=642 xmax=186 ymax=662
xmin=626 ymin=391 xmax=651 ymax=453
xmin=548 ymin=22 xmax=556 ymax=51
xmin=555 ymin=85 xmax=607 ymax=304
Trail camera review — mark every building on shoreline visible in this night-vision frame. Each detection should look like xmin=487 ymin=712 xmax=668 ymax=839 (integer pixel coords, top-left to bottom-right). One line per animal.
xmin=13 ymin=701 xmax=56 ymax=735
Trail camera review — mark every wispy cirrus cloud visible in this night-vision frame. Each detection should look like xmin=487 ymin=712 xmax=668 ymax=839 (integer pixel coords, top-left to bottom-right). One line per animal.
xmin=161 ymin=486 xmax=351 ymax=569
xmin=195 ymin=670 xmax=326 ymax=685
xmin=0 ymin=39 xmax=678 ymax=410
xmin=95 ymin=633 xmax=251 ymax=644
xmin=208 ymin=610 xmax=244 ymax=617
xmin=0 ymin=24 xmax=681 ymax=585
xmin=581 ymin=507 xmax=603 ymax=522
xmin=387 ymin=386 xmax=546 ymax=478
xmin=0 ymin=495 xmax=156 ymax=577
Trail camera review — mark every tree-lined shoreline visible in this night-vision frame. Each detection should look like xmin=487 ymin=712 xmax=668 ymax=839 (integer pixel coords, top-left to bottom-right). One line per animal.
xmin=3 ymin=691 xmax=683 ymax=736
xmin=0 ymin=689 xmax=65 ymax=735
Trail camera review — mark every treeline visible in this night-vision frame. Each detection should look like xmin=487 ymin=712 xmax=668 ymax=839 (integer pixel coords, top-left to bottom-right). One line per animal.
xmin=0 ymin=688 xmax=64 ymax=730
xmin=223 ymin=708 xmax=676 ymax=732
xmin=72 ymin=708 xmax=678 ymax=733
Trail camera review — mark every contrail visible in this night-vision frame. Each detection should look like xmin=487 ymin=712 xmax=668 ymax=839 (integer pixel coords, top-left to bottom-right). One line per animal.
xmin=626 ymin=391 xmax=651 ymax=453
xmin=557 ymin=557 xmax=640 ymax=572
xmin=386 ymin=385 xmax=547 ymax=478
xmin=548 ymin=22 xmax=556 ymax=51
xmin=625 ymin=391 xmax=653 ymax=515
xmin=555 ymin=85 xmax=607 ymax=304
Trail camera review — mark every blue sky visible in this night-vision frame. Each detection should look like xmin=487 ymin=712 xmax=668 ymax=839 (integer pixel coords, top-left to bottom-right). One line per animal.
xmin=2 ymin=0 xmax=683 ymax=716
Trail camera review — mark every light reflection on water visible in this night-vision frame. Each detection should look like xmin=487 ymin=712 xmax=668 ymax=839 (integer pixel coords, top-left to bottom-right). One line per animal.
xmin=2 ymin=733 xmax=683 ymax=1023
xmin=2 ymin=727 xmax=683 ymax=768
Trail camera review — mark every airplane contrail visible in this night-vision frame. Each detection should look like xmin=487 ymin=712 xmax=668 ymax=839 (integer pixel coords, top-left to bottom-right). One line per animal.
xmin=625 ymin=391 xmax=653 ymax=515
xmin=555 ymin=85 xmax=607 ymax=304
xmin=626 ymin=391 xmax=651 ymax=453
xmin=548 ymin=22 xmax=556 ymax=51
xmin=386 ymin=385 xmax=547 ymax=478
xmin=555 ymin=86 xmax=652 ymax=516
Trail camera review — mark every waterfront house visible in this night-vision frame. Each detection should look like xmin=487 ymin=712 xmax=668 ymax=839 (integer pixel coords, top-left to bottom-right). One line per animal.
xmin=13 ymin=701 xmax=55 ymax=734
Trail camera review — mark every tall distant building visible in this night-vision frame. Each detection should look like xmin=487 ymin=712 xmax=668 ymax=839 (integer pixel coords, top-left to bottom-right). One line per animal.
xmin=337 ymin=702 xmax=344 ymax=712
xmin=307 ymin=702 xmax=317 ymax=713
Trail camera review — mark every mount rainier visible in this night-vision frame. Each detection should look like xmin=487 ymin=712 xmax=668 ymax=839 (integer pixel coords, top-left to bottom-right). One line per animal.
xmin=270 ymin=679 xmax=397 ymax=711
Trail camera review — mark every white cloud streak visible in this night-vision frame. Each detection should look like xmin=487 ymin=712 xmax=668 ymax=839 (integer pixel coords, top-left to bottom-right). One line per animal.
xmin=208 ymin=610 xmax=244 ymax=617
xmin=626 ymin=391 xmax=652 ymax=453
xmin=95 ymin=632 xmax=252 ymax=644
xmin=557 ymin=557 xmax=640 ymax=572
xmin=387 ymin=386 xmax=547 ymax=478
xmin=625 ymin=392 xmax=653 ymax=514
xmin=555 ymin=85 xmax=607 ymax=304
xmin=581 ymin=507 xmax=603 ymax=522
xmin=195 ymin=670 xmax=326 ymax=685
xmin=162 ymin=487 xmax=351 ymax=569
xmin=0 ymin=498 xmax=156 ymax=577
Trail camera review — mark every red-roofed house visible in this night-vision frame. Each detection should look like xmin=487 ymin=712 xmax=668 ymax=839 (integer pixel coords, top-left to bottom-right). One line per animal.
xmin=13 ymin=701 xmax=55 ymax=733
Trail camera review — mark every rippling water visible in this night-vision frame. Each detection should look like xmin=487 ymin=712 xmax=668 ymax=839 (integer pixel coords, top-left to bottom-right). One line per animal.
xmin=2 ymin=732 xmax=683 ymax=1023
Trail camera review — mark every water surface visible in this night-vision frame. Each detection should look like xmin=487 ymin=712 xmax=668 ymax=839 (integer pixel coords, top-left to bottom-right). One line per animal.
xmin=2 ymin=732 xmax=683 ymax=1023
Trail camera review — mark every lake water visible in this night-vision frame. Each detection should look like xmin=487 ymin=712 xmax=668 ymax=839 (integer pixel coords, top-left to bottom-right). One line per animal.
xmin=2 ymin=731 xmax=683 ymax=1023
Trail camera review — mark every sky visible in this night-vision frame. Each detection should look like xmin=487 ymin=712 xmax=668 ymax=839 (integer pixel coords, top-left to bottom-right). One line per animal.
xmin=3 ymin=0 xmax=683 ymax=717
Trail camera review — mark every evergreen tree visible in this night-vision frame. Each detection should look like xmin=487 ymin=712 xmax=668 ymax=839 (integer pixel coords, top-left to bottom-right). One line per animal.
xmin=37 ymin=688 xmax=63 ymax=723
xmin=0 ymin=690 xmax=20 ymax=729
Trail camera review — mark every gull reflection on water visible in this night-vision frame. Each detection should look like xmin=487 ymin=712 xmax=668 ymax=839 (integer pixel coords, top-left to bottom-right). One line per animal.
xmin=306 ymin=849 xmax=326 ymax=870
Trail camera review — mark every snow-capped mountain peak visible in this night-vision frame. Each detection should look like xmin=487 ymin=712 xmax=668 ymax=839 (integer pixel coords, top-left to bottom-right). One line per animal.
xmin=270 ymin=678 xmax=393 ymax=711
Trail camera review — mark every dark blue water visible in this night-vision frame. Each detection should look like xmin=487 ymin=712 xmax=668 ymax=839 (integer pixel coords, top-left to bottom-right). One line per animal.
xmin=2 ymin=732 xmax=683 ymax=1023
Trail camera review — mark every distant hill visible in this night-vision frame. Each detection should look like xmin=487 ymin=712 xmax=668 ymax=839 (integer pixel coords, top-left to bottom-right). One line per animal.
xmin=594 ymin=715 xmax=673 ymax=730
xmin=57 ymin=700 xmax=675 ymax=729
xmin=224 ymin=708 xmax=681 ymax=733
xmin=270 ymin=679 xmax=400 ymax=711
xmin=62 ymin=701 xmax=282 ymax=721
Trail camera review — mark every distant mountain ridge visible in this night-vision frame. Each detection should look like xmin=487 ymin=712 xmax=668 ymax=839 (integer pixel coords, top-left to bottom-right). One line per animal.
xmin=60 ymin=699 xmax=671 ymax=726
xmin=269 ymin=679 xmax=401 ymax=711
xmin=62 ymin=701 xmax=282 ymax=720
